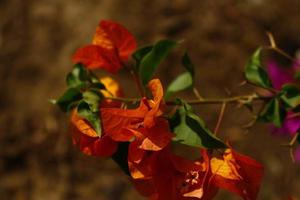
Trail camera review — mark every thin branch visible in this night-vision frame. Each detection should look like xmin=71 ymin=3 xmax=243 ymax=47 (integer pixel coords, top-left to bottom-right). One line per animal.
xmin=266 ymin=32 xmax=277 ymax=49
xmin=214 ymin=102 xmax=227 ymax=136
xmin=130 ymin=70 xmax=146 ymax=97
xmin=193 ymin=87 xmax=204 ymax=100
xmin=105 ymin=93 xmax=267 ymax=106
xmin=123 ymin=63 xmax=145 ymax=97
xmin=280 ymin=132 xmax=299 ymax=163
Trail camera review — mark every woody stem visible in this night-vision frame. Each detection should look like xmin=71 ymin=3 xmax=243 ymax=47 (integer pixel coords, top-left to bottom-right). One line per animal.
xmin=214 ymin=102 xmax=227 ymax=135
xmin=106 ymin=93 xmax=268 ymax=105
xmin=130 ymin=70 xmax=146 ymax=97
xmin=123 ymin=63 xmax=145 ymax=97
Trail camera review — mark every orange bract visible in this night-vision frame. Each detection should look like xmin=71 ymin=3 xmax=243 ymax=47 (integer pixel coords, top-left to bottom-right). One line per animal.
xmin=70 ymin=111 xmax=118 ymax=157
xmin=72 ymin=20 xmax=136 ymax=73
xmin=100 ymin=79 xmax=168 ymax=142
xmin=70 ymin=76 xmax=123 ymax=157
xmin=131 ymin=147 xmax=218 ymax=200
xmin=209 ymin=149 xmax=264 ymax=200
xmin=99 ymin=76 xmax=124 ymax=107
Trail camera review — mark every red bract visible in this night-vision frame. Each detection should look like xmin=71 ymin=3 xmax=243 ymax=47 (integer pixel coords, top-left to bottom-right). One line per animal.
xmin=100 ymin=79 xmax=170 ymax=143
xmin=131 ymin=146 xmax=264 ymax=200
xmin=131 ymin=147 xmax=218 ymax=200
xmin=209 ymin=149 xmax=264 ymax=200
xmin=72 ymin=20 xmax=137 ymax=73
xmin=70 ymin=77 xmax=123 ymax=157
xmin=70 ymin=111 xmax=118 ymax=156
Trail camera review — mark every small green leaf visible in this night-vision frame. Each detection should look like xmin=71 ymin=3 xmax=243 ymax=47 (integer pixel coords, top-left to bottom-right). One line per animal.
xmin=66 ymin=64 xmax=89 ymax=88
xmin=169 ymin=102 xmax=226 ymax=149
xmin=55 ymin=88 xmax=82 ymax=112
xmin=280 ymin=84 xmax=300 ymax=108
xmin=258 ymin=98 xmax=286 ymax=127
xmin=82 ymin=89 xmax=103 ymax=112
xmin=133 ymin=45 xmax=153 ymax=69
xmin=111 ymin=142 xmax=130 ymax=176
xmin=139 ymin=40 xmax=177 ymax=85
xmin=77 ymin=101 xmax=101 ymax=136
xmin=245 ymin=48 xmax=272 ymax=88
xmin=182 ymin=52 xmax=195 ymax=77
xmin=165 ymin=72 xmax=193 ymax=99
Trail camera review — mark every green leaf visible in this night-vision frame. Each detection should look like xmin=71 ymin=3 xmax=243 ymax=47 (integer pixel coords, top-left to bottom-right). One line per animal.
xmin=66 ymin=64 xmax=89 ymax=88
xmin=245 ymin=48 xmax=272 ymax=88
xmin=111 ymin=142 xmax=130 ymax=176
xmin=165 ymin=72 xmax=193 ymax=99
xmin=182 ymin=52 xmax=195 ymax=76
xmin=169 ymin=102 xmax=226 ymax=149
xmin=280 ymin=84 xmax=300 ymax=108
xmin=82 ymin=89 xmax=103 ymax=112
xmin=77 ymin=101 xmax=101 ymax=136
xmin=132 ymin=45 xmax=153 ymax=69
xmin=258 ymin=98 xmax=286 ymax=127
xmin=55 ymin=88 xmax=82 ymax=112
xmin=139 ymin=40 xmax=177 ymax=85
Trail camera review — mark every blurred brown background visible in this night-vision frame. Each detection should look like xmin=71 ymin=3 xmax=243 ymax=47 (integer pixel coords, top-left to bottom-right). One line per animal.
xmin=1 ymin=0 xmax=300 ymax=199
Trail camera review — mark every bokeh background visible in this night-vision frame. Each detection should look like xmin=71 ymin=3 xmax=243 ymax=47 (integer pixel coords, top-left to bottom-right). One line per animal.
xmin=1 ymin=0 xmax=300 ymax=199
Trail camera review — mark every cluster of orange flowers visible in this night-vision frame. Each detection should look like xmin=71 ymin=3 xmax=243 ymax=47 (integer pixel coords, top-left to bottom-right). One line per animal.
xmin=68 ymin=20 xmax=265 ymax=199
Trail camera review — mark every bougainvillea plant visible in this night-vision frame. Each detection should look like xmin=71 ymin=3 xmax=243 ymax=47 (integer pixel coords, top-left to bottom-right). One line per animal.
xmin=51 ymin=20 xmax=300 ymax=199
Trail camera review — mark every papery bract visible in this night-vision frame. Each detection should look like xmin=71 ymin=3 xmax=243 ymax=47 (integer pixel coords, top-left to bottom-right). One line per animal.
xmin=131 ymin=147 xmax=218 ymax=200
xmin=72 ymin=20 xmax=137 ymax=73
xmin=100 ymin=79 xmax=167 ymax=142
xmin=267 ymin=60 xmax=294 ymax=90
xmin=99 ymin=76 xmax=124 ymax=107
xmin=209 ymin=149 xmax=264 ymax=200
xmin=70 ymin=111 xmax=118 ymax=156
xmin=267 ymin=60 xmax=300 ymax=136
xmin=272 ymin=112 xmax=300 ymax=136
xmin=70 ymin=76 xmax=123 ymax=157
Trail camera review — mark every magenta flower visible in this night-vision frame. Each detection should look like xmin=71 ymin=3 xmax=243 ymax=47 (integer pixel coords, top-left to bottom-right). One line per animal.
xmin=267 ymin=60 xmax=300 ymax=136
xmin=272 ymin=113 xmax=300 ymax=136
xmin=267 ymin=60 xmax=294 ymax=90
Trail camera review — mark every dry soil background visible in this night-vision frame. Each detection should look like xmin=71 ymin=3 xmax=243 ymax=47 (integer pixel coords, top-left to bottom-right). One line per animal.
xmin=1 ymin=0 xmax=300 ymax=199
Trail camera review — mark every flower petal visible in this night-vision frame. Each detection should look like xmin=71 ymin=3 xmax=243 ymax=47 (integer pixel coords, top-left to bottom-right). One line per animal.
xmin=72 ymin=45 xmax=121 ymax=73
xmin=267 ymin=60 xmax=294 ymax=90
xmin=95 ymin=20 xmax=137 ymax=61
xmin=144 ymin=79 xmax=165 ymax=128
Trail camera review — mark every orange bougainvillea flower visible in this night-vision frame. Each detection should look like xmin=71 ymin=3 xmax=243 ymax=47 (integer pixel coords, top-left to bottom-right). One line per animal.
xmin=72 ymin=20 xmax=137 ymax=73
xmin=101 ymin=79 xmax=173 ymax=179
xmin=131 ymin=147 xmax=218 ymax=200
xmin=131 ymin=146 xmax=264 ymax=200
xmin=100 ymin=79 xmax=168 ymax=142
xmin=99 ymin=76 xmax=124 ymax=107
xmin=209 ymin=148 xmax=264 ymax=200
xmin=70 ymin=76 xmax=123 ymax=157
xmin=70 ymin=111 xmax=118 ymax=157
xmin=128 ymin=119 xmax=174 ymax=179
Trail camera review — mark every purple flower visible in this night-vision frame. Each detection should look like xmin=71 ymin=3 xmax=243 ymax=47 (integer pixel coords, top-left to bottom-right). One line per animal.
xmin=272 ymin=112 xmax=300 ymax=136
xmin=267 ymin=60 xmax=294 ymax=90
xmin=266 ymin=60 xmax=300 ymax=136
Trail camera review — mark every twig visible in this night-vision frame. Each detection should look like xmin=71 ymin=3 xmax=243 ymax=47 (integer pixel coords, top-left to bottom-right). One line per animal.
xmin=214 ymin=102 xmax=227 ymax=136
xmin=193 ymin=87 xmax=204 ymax=100
xmin=105 ymin=93 xmax=267 ymax=106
